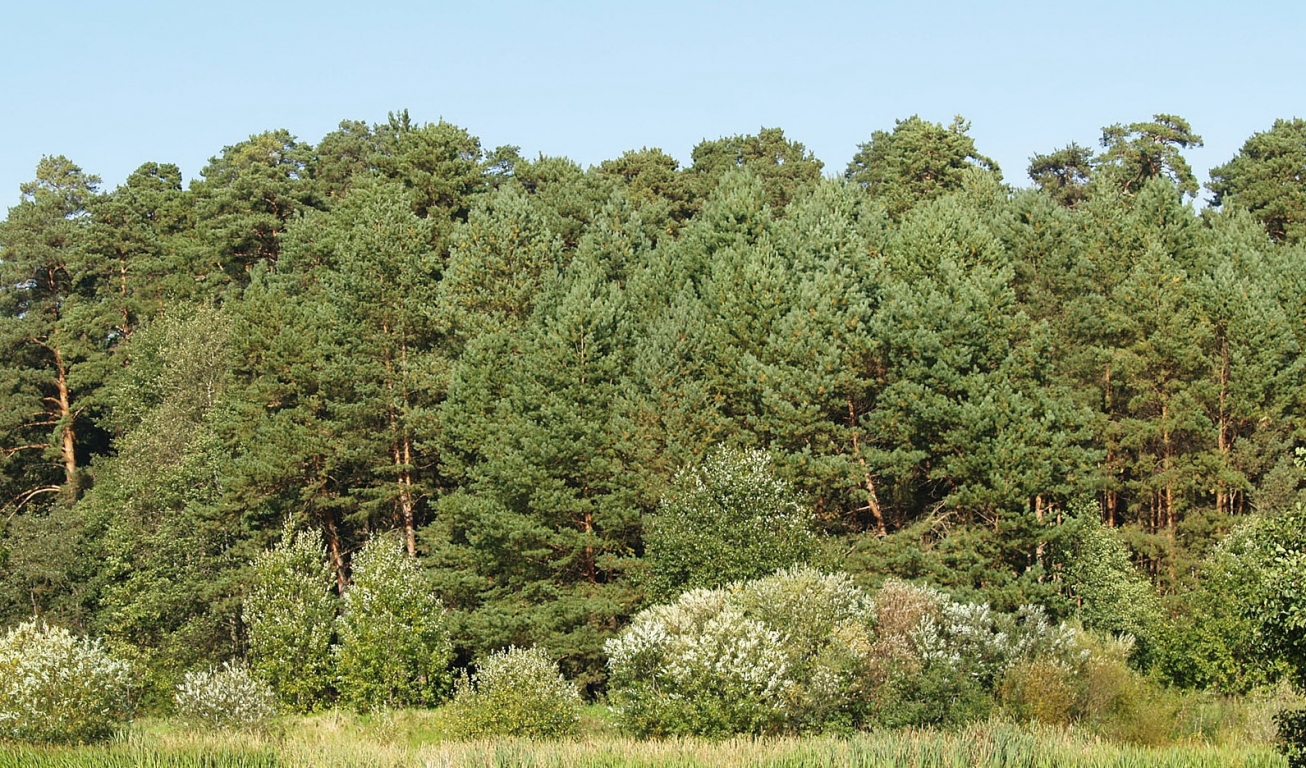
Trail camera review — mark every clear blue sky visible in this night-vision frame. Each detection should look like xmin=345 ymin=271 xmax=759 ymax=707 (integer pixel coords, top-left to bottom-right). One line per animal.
xmin=2 ymin=0 xmax=1302 ymax=206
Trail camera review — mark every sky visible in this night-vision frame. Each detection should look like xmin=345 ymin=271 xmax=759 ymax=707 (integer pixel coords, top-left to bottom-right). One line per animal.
xmin=1 ymin=0 xmax=1302 ymax=207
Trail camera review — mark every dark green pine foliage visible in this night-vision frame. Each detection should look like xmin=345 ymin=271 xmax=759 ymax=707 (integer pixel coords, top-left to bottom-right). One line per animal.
xmin=312 ymin=119 xmax=385 ymax=203
xmin=749 ymin=180 xmax=889 ymax=533
xmin=371 ymin=112 xmax=493 ymax=224
xmin=0 ymin=157 xmax=105 ymax=507
xmin=429 ymin=198 xmax=646 ymax=690
xmin=871 ymin=197 xmax=1091 ymax=524
xmin=85 ymin=162 xmax=198 ymax=328
xmin=689 ymin=127 xmax=824 ymax=212
xmin=1060 ymin=176 xmax=1261 ymax=585
xmin=510 ymin=156 xmax=616 ymax=250
xmin=621 ymin=171 xmax=778 ymax=488
xmin=1097 ymin=114 xmax=1203 ymax=200
xmin=437 ymin=185 xmax=568 ymax=348
xmin=1189 ymin=211 xmax=1306 ymax=533
xmin=1209 ymin=118 xmax=1306 ymax=243
xmin=596 ymin=147 xmax=698 ymax=237
xmin=215 ymin=264 xmax=351 ymax=585
xmin=281 ymin=179 xmax=446 ymax=558
xmin=841 ymin=182 xmax=1094 ymax=606
xmin=189 ymin=130 xmax=322 ymax=292
xmin=846 ymin=115 xmax=1001 ymax=218
xmin=0 ymin=159 xmax=117 ymax=624
xmin=1027 ymin=143 xmax=1095 ymax=208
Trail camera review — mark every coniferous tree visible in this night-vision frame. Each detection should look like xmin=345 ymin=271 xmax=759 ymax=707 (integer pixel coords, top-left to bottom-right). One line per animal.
xmin=846 ymin=115 xmax=1001 ymax=218
xmin=431 ymin=225 xmax=643 ymax=688
xmin=1209 ymin=118 xmax=1306 ymax=243
xmin=0 ymin=157 xmax=104 ymax=507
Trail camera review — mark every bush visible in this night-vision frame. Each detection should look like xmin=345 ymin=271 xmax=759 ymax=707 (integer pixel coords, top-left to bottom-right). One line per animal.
xmin=643 ymin=447 xmax=815 ymax=599
xmin=997 ymin=658 xmax=1077 ymax=725
xmin=448 ymin=646 xmax=582 ymax=738
xmin=1060 ymin=505 xmax=1162 ymax=660
xmin=174 ymin=660 xmax=277 ymax=731
xmin=1277 ymin=707 xmax=1306 ymax=768
xmin=244 ymin=523 xmax=337 ymax=712
xmin=606 ymin=568 xmax=1089 ymax=736
xmin=606 ymin=567 xmax=875 ymax=736
xmin=335 ymin=533 xmax=453 ymax=711
xmin=0 ymin=620 xmax=133 ymax=744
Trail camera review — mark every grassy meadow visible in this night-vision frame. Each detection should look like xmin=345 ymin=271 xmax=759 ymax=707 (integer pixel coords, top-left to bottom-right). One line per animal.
xmin=0 ymin=699 xmax=1292 ymax=768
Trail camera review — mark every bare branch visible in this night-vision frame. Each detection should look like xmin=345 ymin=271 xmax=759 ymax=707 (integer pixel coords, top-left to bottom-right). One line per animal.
xmin=3 ymin=485 xmax=60 ymax=524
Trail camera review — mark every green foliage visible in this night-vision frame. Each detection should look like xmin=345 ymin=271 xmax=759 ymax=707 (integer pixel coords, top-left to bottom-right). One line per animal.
xmin=84 ymin=307 xmax=246 ymax=710
xmin=448 ymin=646 xmax=582 ymax=739
xmin=0 ymin=620 xmax=132 ymax=744
xmin=1098 ymin=114 xmax=1204 ymax=199
xmin=8 ymin=111 xmax=1306 ymax=723
xmin=190 ymin=129 xmax=322 ymax=285
xmin=690 ymin=127 xmax=823 ymax=212
xmin=243 ymin=524 xmax=336 ymax=712
xmin=846 ymin=115 xmax=1001 ymax=217
xmin=1277 ymin=707 xmax=1306 ymax=768
xmin=173 ymin=660 xmax=277 ymax=731
xmin=1209 ymin=118 xmax=1306 ymax=243
xmin=335 ymin=534 xmax=452 ymax=711
xmin=0 ymin=155 xmax=104 ymax=506
xmin=643 ymin=447 xmax=816 ymax=599
xmin=997 ymin=631 xmax=1156 ymax=738
xmin=1220 ymin=498 xmax=1306 ymax=688
xmin=1060 ymin=504 xmax=1163 ymax=657
xmin=1028 ymin=143 xmax=1094 ymax=207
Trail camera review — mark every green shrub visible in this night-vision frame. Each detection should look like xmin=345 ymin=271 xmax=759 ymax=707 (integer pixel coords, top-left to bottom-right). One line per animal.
xmin=643 ymin=447 xmax=815 ymax=599
xmin=244 ymin=523 xmax=337 ymax=712
xmin=449 ymin=646 xmax=582 ymax=738
xmin=998 ymin=658 xmax=1077 ymax=725
xmin=607 ymin=567 xmax=875 ymax=736
xmin=607 ymin=568 xmax=1090 ymax=736
xmin=0 ymin=620 xmax=133 ymax=744
xmin=1277 ymin=707 xmax=1306 ymax=768
xmin=1061 ymin=506 xmax=1163 ymax=660
xmin=335 ymin=533 xmax=452 ymax=711
xmin=174 ymin=660 xmax=278 ymax=730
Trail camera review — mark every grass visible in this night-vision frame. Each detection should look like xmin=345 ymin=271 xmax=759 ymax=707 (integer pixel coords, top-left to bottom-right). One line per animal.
xmin=0 ymin=717 xmax=1289 ymax=768
xmin=0 ymin=690 xmax=1296 ymax=768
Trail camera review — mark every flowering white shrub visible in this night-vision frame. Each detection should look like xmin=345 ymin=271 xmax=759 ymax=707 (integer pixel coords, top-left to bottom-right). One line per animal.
xmin=335 ymin=533 xmax=452 ymax=711
xmin=174 ymin=660 xmax=277 ymax=730
xmin=606 ymin=567 xmax=875 ymax=735
xmin=449 ymin=646 xmax=582 ymax=738
xmin=244 ymin=523 xmax=337 ymax=712
xmin=0 ymin=620 xmax=133 ymax=743
xmin=607 ymin=568 xmax=1090 ymax=734
xmin=915 ymin=601 xmax=1085 ymax=686
xmin=877 ymin=584 xmax=1084 ymax=728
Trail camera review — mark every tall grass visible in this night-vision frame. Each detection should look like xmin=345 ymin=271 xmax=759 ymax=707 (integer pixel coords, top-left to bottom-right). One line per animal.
xmin=419 ymin=725 xmax=1286 ymax=768
xmin=0 ymin=720 xmax=1287 ymax=768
